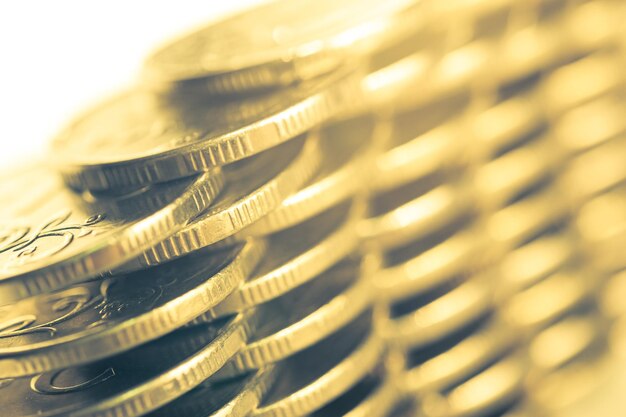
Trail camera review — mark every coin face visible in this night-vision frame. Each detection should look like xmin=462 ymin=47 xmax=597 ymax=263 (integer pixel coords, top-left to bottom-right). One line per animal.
xmin=0 ymin=241 xmax=263 ymax=377
xmin=143 ymin=0 xmax=419 ymax=93
xmin=0 ymin=315 xmax=252 ymax=417
xmin=0 ymin=166 xmax=222 ymax=303
xmin=51 ymin=70 xmax=358 ymax=190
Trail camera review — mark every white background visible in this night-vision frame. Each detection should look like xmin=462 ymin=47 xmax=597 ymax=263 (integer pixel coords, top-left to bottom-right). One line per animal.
xmin=0 ymin=1 xmax=265 ymax=169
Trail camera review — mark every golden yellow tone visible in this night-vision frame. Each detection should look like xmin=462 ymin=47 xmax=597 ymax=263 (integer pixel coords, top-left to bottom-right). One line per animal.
xmin=1 ymin=0 xmax=626 ymax=416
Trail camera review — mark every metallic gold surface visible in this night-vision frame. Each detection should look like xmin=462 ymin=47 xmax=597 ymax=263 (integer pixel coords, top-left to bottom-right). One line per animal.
xmin=143 ymin=0 xmax=420 ymax=94
xmin=51 ymin=71 xmax=358 ymax=190
xmin=0 ymin=315 xmax=255 ymax=417
xmin=3 ymin=0 xmax=626 ymax=416
xmin=0 ymin=167 xmax=222 ymax=304
xmin=0 ymin=241 xmax=264 ymax=377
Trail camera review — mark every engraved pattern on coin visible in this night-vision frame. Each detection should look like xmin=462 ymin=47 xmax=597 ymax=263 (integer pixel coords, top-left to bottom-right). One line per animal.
xmin=30 ymin=367 xmax=117 ymax=395
xmin=0 ymin=212 xmax=109 ymax=271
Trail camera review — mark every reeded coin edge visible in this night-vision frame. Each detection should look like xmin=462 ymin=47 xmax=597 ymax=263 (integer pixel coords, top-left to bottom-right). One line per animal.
xmin=139 ymin=133 xmax=322 ymax=267
xmin=211 ymin=202 xmax=362 ymax=317
xmin=57 ymin=72 xmax=359 ymax=191
xmin=0 ymin=240 xmax=266 ymax=378
xmin=0 ymin=171 xmax=224 ymax=304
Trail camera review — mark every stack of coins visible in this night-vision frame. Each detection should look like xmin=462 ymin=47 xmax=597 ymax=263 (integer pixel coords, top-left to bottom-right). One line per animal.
xmin=1 ymin=1 xmax=625 ymax=416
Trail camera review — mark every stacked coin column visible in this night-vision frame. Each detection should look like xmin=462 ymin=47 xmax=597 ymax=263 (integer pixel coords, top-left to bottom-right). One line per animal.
xmin=476 ymin=0 xmax=624 ymax=414
xmin=361 ymin=3 xmax=512 ymax=416
xmin=544 ymin=0 xmax=626 ymax=407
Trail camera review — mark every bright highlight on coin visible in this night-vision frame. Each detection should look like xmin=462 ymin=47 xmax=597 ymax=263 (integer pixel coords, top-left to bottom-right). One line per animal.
xmin=2 ymin=0 xmax=626 ymax=416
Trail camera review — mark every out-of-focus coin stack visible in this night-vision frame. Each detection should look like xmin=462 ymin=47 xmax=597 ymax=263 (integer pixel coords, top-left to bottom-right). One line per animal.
xmin=1 ymin=0 xmax=625 ymax=416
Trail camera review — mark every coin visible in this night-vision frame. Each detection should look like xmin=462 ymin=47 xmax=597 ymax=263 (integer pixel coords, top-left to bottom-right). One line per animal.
xmin=361 ymin=179 xmax=474 ymax=250
xmin=361 ymin=50 xmax=430 ymax=112
xmin=497 ymin=232 xmax=575 ymax=298
xmin=371 ymin=102 xmax=466 ymax=193
xmin=52 ymin=70 xmax=357 ymax=191
xmin=209 ymin=200 xmax=361 ymax=318
xmin=527 ymin=312 xmax=609 ymax=411
xmin=497 ymin=2 xmax=620 ymax=84
xmin=576 ymin=185 xmax=626 ymax=272
xmin=0 ymin=166 xmax=222 ymax=304
xmin=474 ymin=137 xmax=562 ymax=210
xmin=0 ymin=240 xmax=264 ymax=377
xmin=374 ymin=224 xmax=486 ymax=303
xmin=242 ymin=115 xmax=376 ymax=236
xmin=143 ymin=0 xmax=421 ymax=95
xmin=487 ymin=185 xmax=569 ymax=252
xmin=310 ymin=363 xmax=399 ymax=417
xmin=471 ymin=94 xmax=542 ymax=161
xmin=251 ymin=312 xmax=383 ymax=417
xmin=529 ymin=312 xmax=607 ymax=376
xmin=554 ymin=96 xmax=626 ymax=155
xmin=402 ymin=315 xmax=517 ymax=394
xmin=0 ymin=314 xmax=254 ymax=417
xmin=122 ymin=134 xmax=321 ymax=270
xmin=560 ymin=137 xmax=626 ymax=204
xmin=147 ymin=368 xmax=276 ymax=417
xmin=421 ymin=354 xmax=525 ymax=417
xmin=216 ymin=257 xmax=372 ymax=378
xmin=503 ymin=272 xmax=592 ymax=333
xmin=378 ymin=275 xmax=493 ymax=349
xmin=541 ymin=52 xmax=623 ymax=115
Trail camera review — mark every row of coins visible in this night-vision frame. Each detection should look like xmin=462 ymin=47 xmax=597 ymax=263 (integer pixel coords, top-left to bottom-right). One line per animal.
xmin=359 ymin=1 xmax=626 ymax=417
xmin=0 ymin=1 xmax=624 ymax=417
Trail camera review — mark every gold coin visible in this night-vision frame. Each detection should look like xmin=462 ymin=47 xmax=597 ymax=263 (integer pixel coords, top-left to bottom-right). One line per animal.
xmin=503 ymin=271 xmax=591 ymax=333
xmin=474 ymin=137 xmax=562 ymax=210
xmin=554 ymin=96 xmax=626 ymax=155
xmin=371 ymin=102 xmax=466 ymax=193
xmin=361 ymin=179 xmax=474 ymax=251
xmin=242 ymin=115 xmax=377 ymax=236
xmin=52 ymin=70 xmax=357 ymax=191
xmin=402 ymin=315 xmax=517 ymax=394
xmin=471 ymin=94 xmax=542 ymax=161
xmin=149 ymin=368 xmax=276 ymax=417
xmin=143 ymin=0 xmax=420 ymax=94
xmin=0 ymin=314 xmax=254 ymax=417
xmin=361 ymin=50 xmax=429 ymax=112
xmin=0 ymin=241 xmax=263 ymax=377
xmin=421 ymin=353 xmax=525 ymax=417
xmin=209 ymin=200 xmax=361 ymax=318
xmin=529 ymin=313 xmax=606 ymax=376
xmin=310 ymin=362 xmax=398 ymax=417
xmin=497 ymin=2 xmax=620 ymax=84
xmin=123 ymin=134 xmax=321 ymax=270
xmin=497 ymin=233 xmax=575 ymax=298
xmin=576 ymin=185 xmax=626 ymax=273
xmin=560 ymin=137 xmax=626 ymax=204
xmin=487 ymin=186 xmax=568 ymax=252
xmin=542 ymin=52 xmax=622 ymax=115
xmin=251 ymin=313 xmax=383 ymax=417
xmin=377 ymin=275 xmax=493 ymax=349
xmin=375 ymin=224 xmax=486 ymax=303
xmin=527 ymin=314 xmax=609 ymax=411
xmin=0 ymin=166 xmax=222 ymax=304
xmin=217 ymin=258 xmax=373 ymax=377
